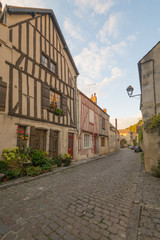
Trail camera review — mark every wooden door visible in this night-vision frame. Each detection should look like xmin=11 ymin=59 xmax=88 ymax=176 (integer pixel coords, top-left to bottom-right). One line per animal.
xmin=49 ymin=130 xmax=58 ymax=157
xmin=30 ymin=127 xmax=46 ymax=151
xmin=68 ymin=133 xmax=74 ymax=158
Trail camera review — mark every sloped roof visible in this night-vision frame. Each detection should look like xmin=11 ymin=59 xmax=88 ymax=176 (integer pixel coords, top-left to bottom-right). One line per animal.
xmin=1 ymin=5 xmax=79 ymax=76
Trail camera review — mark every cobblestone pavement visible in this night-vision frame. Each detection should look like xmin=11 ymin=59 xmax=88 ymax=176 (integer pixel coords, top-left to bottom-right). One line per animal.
xmin=0 ymin=149 xmax=148 ymax=240
xmin=137 ymin=164 xmax=160 ymax=240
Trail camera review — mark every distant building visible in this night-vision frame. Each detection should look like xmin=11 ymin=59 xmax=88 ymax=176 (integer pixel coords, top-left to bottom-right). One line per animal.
xmin=119 ymin=129 xmax=132 ymax=147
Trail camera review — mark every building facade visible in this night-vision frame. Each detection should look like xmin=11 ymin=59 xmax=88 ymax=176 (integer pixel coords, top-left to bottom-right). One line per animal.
xmin=0 ymin=5 xmax=79 ymax=158
xmin=109 ymin=123 xmax=120 ymax=153
xmin=138 ymin=41 xmax=160 ymax=172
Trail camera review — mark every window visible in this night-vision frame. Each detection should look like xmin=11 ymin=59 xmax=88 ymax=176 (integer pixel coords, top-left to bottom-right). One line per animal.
xmin=102 ymin=117 xmax=105 ymax=129
xmin=41 ymin=54 xmax=48 ymax=68
xmin=84 ymin=134 xmax=90 ymax=148
xmin=41 ymin=54 xmax=57 ymax=74
xmin=50 ymin=62 xmax=56 ymax=73
xmin=101 ymin=137 xmax=105 ymax=147
xmin=89 ymin=109 xmax=94 ymax=123
xmin=50 ymin=90 xmax=61 ymax=109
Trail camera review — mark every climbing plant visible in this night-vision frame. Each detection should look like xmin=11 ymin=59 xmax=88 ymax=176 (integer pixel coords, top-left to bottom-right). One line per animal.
xmin=144 ymin=113 xmax=160 ymax=132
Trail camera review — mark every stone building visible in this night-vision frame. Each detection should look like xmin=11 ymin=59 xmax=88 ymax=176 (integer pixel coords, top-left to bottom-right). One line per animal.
xmin=138 ymin=41 xmax=160 ymax=172
xmin=109 ymin=122 xmax=120 ymax=153
xmin=0 ymin=5 xmax=79 ymax=158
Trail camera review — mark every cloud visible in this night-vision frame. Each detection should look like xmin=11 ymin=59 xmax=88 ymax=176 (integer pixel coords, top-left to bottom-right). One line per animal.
xmin=127 ymin=33 xmax=138 ymax=43
xmin=1 ymin=0 xmax=45 ymax=8
xmin=99 ymin=12 xmax=122 ymax=42
xmin=64 ymin=18 xmax=83 ymax=41
xmin=75 ymin=40 xmax=127 ymax=80
xmin=74 ymin=0 xmax=115 ymax=15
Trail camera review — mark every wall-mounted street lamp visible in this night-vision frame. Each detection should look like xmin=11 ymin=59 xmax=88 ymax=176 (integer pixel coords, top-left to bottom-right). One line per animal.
xmin=126 ymin=85 xmax=141 ymax=98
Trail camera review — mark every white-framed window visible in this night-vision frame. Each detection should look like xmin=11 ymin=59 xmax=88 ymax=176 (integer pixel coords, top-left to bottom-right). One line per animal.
xmin=89 ymin=109 xmax=94 ymax=123
xmin=84 ymin=134 xmax=90 ymax=148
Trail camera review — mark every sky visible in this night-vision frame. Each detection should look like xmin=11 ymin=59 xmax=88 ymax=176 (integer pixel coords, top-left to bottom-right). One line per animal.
xmin=1 ymin=0 xmax=160 ymax=129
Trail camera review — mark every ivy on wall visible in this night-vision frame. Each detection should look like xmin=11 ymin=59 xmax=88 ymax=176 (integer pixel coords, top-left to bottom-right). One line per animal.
xmin=144 ymin=113 xmax=160 ymax=132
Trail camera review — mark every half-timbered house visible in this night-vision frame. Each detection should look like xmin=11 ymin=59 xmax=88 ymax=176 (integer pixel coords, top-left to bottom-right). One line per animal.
xmin=0 ymin=5 xmax=79 ymax=158
xmin=77 ymin=91 xmax=99 ymax=160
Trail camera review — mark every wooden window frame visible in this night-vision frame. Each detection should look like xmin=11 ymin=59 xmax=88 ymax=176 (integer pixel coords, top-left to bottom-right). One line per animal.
xmin=41 ymin=52 xmax=57 ymax=74
xmin=101 ymin=137 xmax=105 ymax=147
xmin=50 ymin=89 xmax=61 ymax=110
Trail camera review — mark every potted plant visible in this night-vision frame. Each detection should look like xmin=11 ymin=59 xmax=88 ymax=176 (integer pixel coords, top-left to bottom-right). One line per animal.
xmin=16 ymin=126 xmax=24 ymax=138
xmin=55 ymin=108 xmax=63 ymax=116
xmin=50 ymin=103 xmax=56 ymax=112
xmin=25 ymin=133 xmax=29 ymax=140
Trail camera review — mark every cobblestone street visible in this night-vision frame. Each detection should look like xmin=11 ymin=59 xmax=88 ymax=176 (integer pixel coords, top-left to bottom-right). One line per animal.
xmin=0 ymin=149 xmax=160 ymax=240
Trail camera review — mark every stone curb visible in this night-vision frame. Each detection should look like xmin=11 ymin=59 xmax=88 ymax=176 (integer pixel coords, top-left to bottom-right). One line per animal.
xmin=0 ymin=151 xmax=119 ymax=190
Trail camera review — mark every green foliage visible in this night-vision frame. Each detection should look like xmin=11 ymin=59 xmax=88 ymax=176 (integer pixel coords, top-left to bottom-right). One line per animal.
xmin=55 ymin=108 xmax=63 ymax=116
xmin=62 ymin=153 xmax=72 ymax=167
xmin=151 ymin=161 xmax=160 ymax=177
xmin=128 ymin=119 xmax=143 ymax=133
xmin=52 ymin=153 xmax=72 ymax=167
xmin=0 ymin=161 xmax=9 ymax=173
xmin=7 ymin=169 xmax=21 ymax=179
xmin=144 ymin=113 xmax=160 ymax=132
xmin=52 ymin=155 xmax=63 ymax=167
xmin=138 ymin=128 xmax=143 ymax=142
xmin=121 ymin=139 xmax=127 ymax=144
xmin=2 ymin=147 xmax=20 ymax=165
xmin=41 ymin=163 xmax=53 ymax=172
xmin=26 ymin=166 xmax=42 ymax=176
xmin=141 ymin=152 xmax=144 ymax=162
xmin=30 ymin=149 xmax=47 ymax=167
xmin=20 ymin=147 xmax=32 ymax=164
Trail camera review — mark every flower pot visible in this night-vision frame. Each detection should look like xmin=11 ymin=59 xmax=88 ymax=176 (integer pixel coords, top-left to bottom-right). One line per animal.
xmin=19 ymin=135 xmax=22 ymax=138
xmin=25 ymin=137 xmax=29 ymax=140
xmin=3 ymin=177 xmax=8 ymax=182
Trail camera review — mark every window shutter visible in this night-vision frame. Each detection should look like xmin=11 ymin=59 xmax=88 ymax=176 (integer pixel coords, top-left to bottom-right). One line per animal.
xmin=42 ymin=84 xmax=50 ymax=110
xmin=0 ymin=78 xmax=7 ymax=111
xmin=62 ymin=95 xmax=68 ymax=115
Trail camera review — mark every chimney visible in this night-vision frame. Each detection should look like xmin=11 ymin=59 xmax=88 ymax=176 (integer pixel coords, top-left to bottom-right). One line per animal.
xmin=115 ymin=118 xmax=117 ymax=129
xmin=0 ymin=2 xmax=2 ymax=17
xmin=103 ymin=108 xmax=107 ymax=113
xmin=93 ymin=93 xmax=97 ymax=104
xmin=90 ymin=93 xmax=97 ymax=104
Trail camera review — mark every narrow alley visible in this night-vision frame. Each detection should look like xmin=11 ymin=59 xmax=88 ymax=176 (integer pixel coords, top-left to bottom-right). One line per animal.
xmin=0 ymin=149 xmax=160 ymax=240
